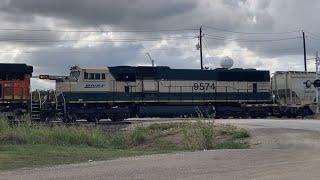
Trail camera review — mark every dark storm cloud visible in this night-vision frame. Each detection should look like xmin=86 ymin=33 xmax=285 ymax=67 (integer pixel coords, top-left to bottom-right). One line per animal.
xmin=0 ymin=30 xmax=60 ymax=47
xmin=24 ymin=43 xmax=144 ymax=75
xmin=3 ymin=0 xmax=197 ymax=27
xmin=21 ymin=43 xmax=200 ymax=76
xmin=1 ymin=0 xmax=320 ymax=75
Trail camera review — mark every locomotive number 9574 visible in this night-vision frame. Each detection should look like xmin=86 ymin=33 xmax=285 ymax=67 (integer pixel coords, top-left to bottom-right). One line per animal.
xmin=193 ymin=82 xmax=215 ymax=91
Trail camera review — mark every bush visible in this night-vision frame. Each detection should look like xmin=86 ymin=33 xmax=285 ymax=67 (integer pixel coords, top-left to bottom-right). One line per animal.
xmin=182 ymin=120 xmax=214 ymax=150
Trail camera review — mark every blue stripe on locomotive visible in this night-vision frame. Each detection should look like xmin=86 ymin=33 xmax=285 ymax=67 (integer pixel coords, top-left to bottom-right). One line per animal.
xmin=61 ymin=92 xmax=271 ymax=102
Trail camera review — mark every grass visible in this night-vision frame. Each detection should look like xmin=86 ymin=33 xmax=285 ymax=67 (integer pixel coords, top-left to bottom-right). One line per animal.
xmin=0 ymin=119 xmax=251 ymax=170
xmin=0 ymin=121 xmax=108 ymax=147
xmin=214 ymin=141 xmax=249 ymax=149
xmin=218 ymin=124 xmax=251 ymax=139
xmin=0 ymin=144 xmax=168 ymax=170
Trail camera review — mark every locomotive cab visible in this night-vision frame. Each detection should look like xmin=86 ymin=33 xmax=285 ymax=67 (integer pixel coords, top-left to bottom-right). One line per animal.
xmin=56 ymin=66 xmax=110 ymax=94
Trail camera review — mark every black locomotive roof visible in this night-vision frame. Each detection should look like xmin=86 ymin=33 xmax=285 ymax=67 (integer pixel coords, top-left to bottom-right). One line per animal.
xmin=109 ymin=66 xmax=270 ymax=82
xmin=0 ymin=63 xmax=33 ymax=75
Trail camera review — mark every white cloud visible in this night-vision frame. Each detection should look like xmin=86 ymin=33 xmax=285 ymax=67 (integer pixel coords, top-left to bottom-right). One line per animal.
xmin=31 ymin=78 xmax=55 ymax=90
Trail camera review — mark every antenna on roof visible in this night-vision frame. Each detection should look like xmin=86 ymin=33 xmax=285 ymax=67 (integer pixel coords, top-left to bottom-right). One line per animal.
xmin=146 ymin=53 xmax=155 ymax=67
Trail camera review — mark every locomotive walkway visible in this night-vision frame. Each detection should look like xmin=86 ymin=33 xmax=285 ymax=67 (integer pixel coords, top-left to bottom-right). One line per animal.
xmin=2 ymin=119 xmax=320 ymax=180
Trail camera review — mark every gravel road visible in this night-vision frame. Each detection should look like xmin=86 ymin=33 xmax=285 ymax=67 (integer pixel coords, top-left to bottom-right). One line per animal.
xmin=2 ymin=119 xmax=320 ymax=180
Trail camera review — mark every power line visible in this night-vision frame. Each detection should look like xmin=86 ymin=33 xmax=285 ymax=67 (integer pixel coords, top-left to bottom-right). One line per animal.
xmin=0 ymin=46 xmax=199 ymax=54
xmin=204 ymin=35 xmax=301 ymax=53
xmin=0 ymin=28 xmax=198 ymax=33
xmin=306 ymin=35 xmax=320 ymax=41
xmin=305 ymin=31 xmax=320 ymax=39
xmin=204 ymin=34 xmax=301 ymax=42
xmin=202 ymin=25 xmax=300 ymax=35
xmin=306 ymin=38 xmax=319 ymax=52
xmin=202 ymin=37 xmax=211 ymax=51
xmin=0 ymin=36 xmax=197 ymax=43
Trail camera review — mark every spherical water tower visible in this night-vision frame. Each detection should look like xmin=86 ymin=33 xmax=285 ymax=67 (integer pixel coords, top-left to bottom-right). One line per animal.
xmin=220 ymin=56 xmax=234 ymax=69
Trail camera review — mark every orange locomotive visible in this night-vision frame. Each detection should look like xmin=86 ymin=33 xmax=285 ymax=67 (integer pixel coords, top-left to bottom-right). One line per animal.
xmin=0 ymin=63 xmax=33 ymax=118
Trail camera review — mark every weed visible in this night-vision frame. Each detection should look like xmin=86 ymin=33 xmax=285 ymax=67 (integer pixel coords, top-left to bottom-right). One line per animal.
xmin=129 ymin=127 xmax=147 ymax=146
xmin=230 ymin=130 xmax=250 ymax=139
xmin=197 ymin=121 xmax=214 ymax=149
xmin=109 ymin=132 xmax=128 ymax=149
xmin=182 ymin=120 xmax=214 ymax=150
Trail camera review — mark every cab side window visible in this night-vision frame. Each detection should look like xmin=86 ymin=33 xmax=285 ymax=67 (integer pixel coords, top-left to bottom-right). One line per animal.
xmin=84 ymin=72 xmax=106 ymax=80
xmin=89 ymin=73 xmax=95 ymax=80
xmin=253 ymin=83 xmax=257 ymax=93
xmin=95 ymin=73 xmax=100 ymax=80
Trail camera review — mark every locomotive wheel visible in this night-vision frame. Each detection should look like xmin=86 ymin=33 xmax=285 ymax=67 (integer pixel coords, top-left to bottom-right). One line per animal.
xmin=62 ymin=113 xmax=77 ymax=123
xmin=301 ymin=107 xmax=312 ymax=117
xmin=87 ymin=116 xmax=98 ymax=123
xmin=241 ymin=114 xmax=249 ymax=119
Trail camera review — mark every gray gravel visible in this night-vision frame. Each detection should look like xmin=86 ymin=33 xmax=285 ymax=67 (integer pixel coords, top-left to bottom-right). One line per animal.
xmin=2 ymin=118 xmax=320 ymax=180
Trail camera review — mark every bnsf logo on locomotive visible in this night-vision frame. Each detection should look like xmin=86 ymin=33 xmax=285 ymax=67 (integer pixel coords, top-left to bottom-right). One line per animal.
xmin=193 ymin=82 xmax=215 ymax=91
xmin=84 ymin=84 xmax=105 ymax=88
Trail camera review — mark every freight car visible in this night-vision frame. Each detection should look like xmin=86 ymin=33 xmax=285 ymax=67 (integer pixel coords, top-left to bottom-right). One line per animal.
xmin=0 ymin=63 xmax=33 ymax=119
xmin=33 ymin=65 xmax=278 ymax=122
xmin=271 ymin=71 xmax=316 ymax=116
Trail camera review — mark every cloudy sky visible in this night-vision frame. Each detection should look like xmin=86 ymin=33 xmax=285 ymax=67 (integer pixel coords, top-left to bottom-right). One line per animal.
xmin=0 ymin=0 xmax=320 ymax=89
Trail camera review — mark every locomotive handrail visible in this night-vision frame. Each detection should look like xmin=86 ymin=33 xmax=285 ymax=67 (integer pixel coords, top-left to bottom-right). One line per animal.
xmin=38 ymin=90 xmax=42 ymax=109
xmin=53 ymin=90 xmax=58 ymax=110
xmin=30 ymin=90 xmax=32 ymax=110
xmin=41 ymin=95 xmax=48 ymax=107
xmin=61 ymin=92 xmax=66 ymax=114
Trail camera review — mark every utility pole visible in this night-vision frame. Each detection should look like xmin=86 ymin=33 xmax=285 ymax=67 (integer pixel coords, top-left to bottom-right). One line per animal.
xmin=303 ymin=31 xmax=307 ymax=71
xmin=199 ymin=26 xmax=203 ymax=70
xmin=316 ymin=51 xmax=320 ymax=113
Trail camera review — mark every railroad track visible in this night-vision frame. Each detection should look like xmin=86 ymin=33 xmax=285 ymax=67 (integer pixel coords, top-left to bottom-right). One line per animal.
xmin=8 ymin=118 xmax=213 ymax=127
